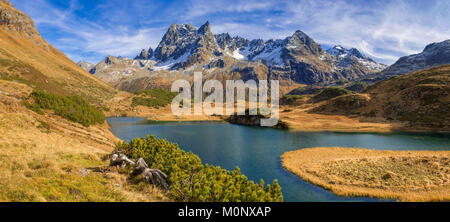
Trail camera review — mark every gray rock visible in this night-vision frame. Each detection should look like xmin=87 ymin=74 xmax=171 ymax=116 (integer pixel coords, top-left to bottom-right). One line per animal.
xmin=135 ymin=158 xmax=149 ymax=173
xmin=110 ymin=151 xmax=134 ymax=168
xmin=76 ymin=61 xmax=94 ymax=72
xmin=79 ymin=168 xmax=90 ymax=177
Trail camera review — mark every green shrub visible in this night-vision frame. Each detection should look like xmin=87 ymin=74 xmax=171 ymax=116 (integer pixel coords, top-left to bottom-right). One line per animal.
xmin=116 ymin=135 xmax=283 ymax=202
xmin=280 ymin=95 xmax=304 ymax=105
xmin=27 ymin=90 xmax=105 ymax=127
xmin=288 ymin=86 xmax=322 ymax=96
xmin=24 ymin=101 xmax=44 ymax=115
xmin=132 ymin=89 xmax=177 ymax=108
xmin=345 ymin=81 xmax=368 ymax=93
xmin=311 ymin=87 xmax=353 ymax=102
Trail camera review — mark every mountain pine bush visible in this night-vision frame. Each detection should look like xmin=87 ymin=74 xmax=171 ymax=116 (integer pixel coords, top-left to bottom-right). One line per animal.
xmin=28 ymin=90 xmax=105 ymax=127
xmin=116 ymin=135 xmax=284 ymax=202
xmin=132 ymin=88 xmax=177 ymax=108
xmin=312 ymin=87 xmax=354 ymax=102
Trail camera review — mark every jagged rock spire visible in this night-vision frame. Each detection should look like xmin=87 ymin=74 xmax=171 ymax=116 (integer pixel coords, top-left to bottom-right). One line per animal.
xmin=288 ymin=30 xmax=324 ymax=55
xmin=135 ymin=47 xmax=154 ymax=60
xmin=197 ymin=21 xmax=211 ymax=34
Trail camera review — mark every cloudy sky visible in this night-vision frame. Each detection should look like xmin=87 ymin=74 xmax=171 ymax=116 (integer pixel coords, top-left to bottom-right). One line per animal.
xmin=10 ymin=0 xmax=450 ymax=65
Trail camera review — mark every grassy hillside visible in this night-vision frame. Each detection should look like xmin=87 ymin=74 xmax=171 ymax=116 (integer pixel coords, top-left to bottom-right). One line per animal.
xmin=0 ymin=33 xmax=118 ymax=106
xmin=310 ymin=87 xmax=354 ymax=103
xmin=311 ymin=65 xmax=450 ymax=131
xmin=0 ymin=80 xmax=168 ymax=201
xmin=0 ymin=1 xmax=169 ymax=201
xmin=365 ymin=65 xmax=449 ymax=130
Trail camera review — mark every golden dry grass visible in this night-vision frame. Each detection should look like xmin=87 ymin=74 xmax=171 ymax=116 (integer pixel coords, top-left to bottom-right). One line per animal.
xmin=0 ymin=81 xmax=168 ymax=202
xmin=281 ymin=147 xmax=450 ymax=202
xmin=0 ymin=3 xmax=171 ymax=202
xmin=0 ymin=28 xmax=123 ymax=108
xmin=112 ymin=100 xmax=396 ymax=130
xmin=279 ymin=107 xmax=396 ymax=132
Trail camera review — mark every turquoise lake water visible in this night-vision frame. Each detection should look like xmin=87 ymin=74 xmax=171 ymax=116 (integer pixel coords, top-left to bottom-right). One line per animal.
xmin=107 ymin=117 xmax=450 ymax=202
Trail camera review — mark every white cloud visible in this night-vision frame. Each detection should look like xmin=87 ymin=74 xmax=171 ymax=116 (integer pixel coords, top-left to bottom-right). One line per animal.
xmin=184 ymin=0 xmax=276 ymax=19
xmin=271 ymin=0 xmax=450 ymax=64
xmin=11 ymin=0 xmax=166 ymax=63
xmin=186 ymin=0 xmax=450 ymax=65
xmin=211 ymin=22 xmax=292 ymax=40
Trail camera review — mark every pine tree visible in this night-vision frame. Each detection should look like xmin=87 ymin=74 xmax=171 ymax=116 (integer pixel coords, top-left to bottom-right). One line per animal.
xmin=117 ymin=136 xmax=283 ymax=202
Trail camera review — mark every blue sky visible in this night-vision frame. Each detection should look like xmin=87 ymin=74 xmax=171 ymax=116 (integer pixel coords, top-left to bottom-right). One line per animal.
xmin=10 ymin=0 xmax=450 ymax=65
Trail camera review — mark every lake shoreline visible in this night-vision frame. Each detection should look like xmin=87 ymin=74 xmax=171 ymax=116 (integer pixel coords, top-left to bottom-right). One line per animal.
xmin=106 ymin=102 xmax=449 ymax=133
xmin=107 ymin=117 xmax=450 ymax=201
xmin=281 ymin=147 xmax=450 ymax=202
xmin=108 ymin=114 xmax=449 ymax=134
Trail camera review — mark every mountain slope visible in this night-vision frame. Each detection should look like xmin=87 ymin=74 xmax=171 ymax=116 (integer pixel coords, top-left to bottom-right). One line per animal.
xmin=0 ymin=0 xmax=167 ymax=201
xmin=312 ymin=65 xmax=450 ymax=131
xmin=326 ymin=45 xmax=387 ymax=72
xmin=0 ymin=0 xmax=120 ymax=106
xmin=366 ymin=39 xmax=450 ymax=82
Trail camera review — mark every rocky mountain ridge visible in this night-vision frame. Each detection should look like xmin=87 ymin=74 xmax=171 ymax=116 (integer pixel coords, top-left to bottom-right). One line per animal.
xmin=77 ymin=61 xmax=95 ymax=72
xmin=365 ymin=39 xmax=450 ymax=82
xmin=88 ymin=22 xmax=386 ymax=92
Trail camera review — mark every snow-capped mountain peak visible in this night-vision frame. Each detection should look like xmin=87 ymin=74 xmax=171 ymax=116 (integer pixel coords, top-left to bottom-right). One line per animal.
xmin=326 ymin=45 xmax=386 ymax=71
xmin=89 ymin=22 xmax=388 ymax=88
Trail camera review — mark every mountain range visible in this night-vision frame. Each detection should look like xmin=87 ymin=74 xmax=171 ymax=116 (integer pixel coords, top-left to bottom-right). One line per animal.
xmin=78 ymin=21 xmax=450 ymax=94
xmin=80 ymin=22 xmax=387 ymax=93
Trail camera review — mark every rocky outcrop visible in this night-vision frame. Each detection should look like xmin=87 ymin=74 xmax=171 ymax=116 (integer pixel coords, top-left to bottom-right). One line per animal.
xmin=135 ymin=47 xmax=154 ymax=60
xmin=110 ymin=151 xmax=135 ymax=168
xmin=0 ymin=0 xmax=50 ymax=50
xmin=77 ymin=61 xmax=95 ymax=72
xmin=153 ymin=21 xmax=219 ymax=66
xmin=109 ymin=151 xmax=169 ymax=190
xmin=0 ymin=0 xmax=12 ymax=7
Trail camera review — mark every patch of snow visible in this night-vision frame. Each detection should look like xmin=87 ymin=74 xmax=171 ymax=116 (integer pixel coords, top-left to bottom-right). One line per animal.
xmin=227 ymin=49 xmax=244 ymax=60
xmin=357 ymin=58 xmax=387 ymax=71
xmin=152 ymin=52 xmax=191 ymax=71
xmin=286 ymin=45 xmax=297 ymax=49
xmin=251 ymin=46 xmax=285 ymax=67
xmin=339 ymin=53 xmax=347 ymax=58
